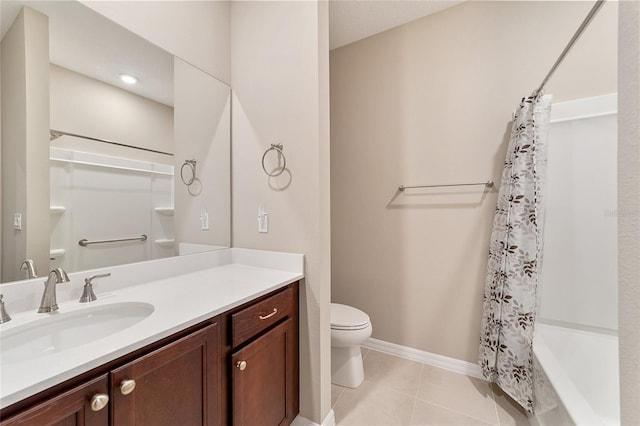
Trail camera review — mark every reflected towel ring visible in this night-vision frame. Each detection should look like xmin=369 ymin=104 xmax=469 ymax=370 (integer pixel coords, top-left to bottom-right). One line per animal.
xmin=262 ymin=144 xmax=286 ymax=177
xmin=181 ymin=160 xmax=197 ymax=185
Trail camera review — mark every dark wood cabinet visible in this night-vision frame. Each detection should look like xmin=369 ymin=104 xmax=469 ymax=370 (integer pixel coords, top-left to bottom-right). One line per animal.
xmin=230 ymin=284 xmax=299 ymax=426
xmin=0 ymin=375 xmax=109 ymax=426
xmin=111 ymin=322 xmax=221 ymax=426
xmin=232 ymin=318 xmax=298 ymax=426
xmin=0 ymin=282 xmax=299 ymax=426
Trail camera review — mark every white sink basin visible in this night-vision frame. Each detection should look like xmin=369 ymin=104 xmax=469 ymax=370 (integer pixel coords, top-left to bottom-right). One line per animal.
xmin=0 ymin=302 xmax=154 ymax=364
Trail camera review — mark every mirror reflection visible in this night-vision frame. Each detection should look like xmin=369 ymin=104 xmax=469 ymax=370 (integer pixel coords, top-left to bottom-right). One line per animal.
xmin=1 ymin=1 xmax=231 ymax=283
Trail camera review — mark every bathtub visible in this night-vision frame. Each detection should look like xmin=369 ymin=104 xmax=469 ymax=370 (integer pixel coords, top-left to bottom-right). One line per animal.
xmin=532 ymin=323 xmax=619 ymax=426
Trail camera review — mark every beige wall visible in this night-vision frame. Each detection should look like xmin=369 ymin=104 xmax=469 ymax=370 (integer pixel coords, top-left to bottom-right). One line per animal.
xmin=50 ymin=64 xmax=173 ymax=163
xmin=1 ymin=8 xmax=50 ymax=283
xmin=330 ymin=1 xmax=617 ymax=363
xmin=82 ymin=0 xmax=230 ymax=85
xmin=618 ymin=1 xmax=640 ymax=424
xmin=174 ymin=57 xmax=231 ymax=249
xmin=231 ymin=1 xmax=331 ymax=423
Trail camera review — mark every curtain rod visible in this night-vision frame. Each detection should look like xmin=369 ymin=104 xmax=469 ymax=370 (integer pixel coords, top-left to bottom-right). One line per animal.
xmin=50 ymin=129 xmax=174 ymax=156
xmin=532 ymin=0 xmax=606 ymax=97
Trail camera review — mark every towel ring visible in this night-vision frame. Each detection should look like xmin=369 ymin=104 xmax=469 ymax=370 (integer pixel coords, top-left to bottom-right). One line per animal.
xmin=261 ymin=144 xmax=287 ymax=177
xmin=180 ymin=159 xmax=197 ymax=185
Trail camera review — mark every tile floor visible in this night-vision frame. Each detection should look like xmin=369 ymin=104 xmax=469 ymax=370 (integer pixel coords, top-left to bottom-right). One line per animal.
xmin=332 ymin=348 xmax=530 ymax=426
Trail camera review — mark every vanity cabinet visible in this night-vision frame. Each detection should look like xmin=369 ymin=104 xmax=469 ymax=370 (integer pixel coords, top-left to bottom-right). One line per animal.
xmin=0 ymin=282 xmax=299 ymax=426
xmin=0 ymin=323 xmax=221 ymax=426
xmin=0 ymin=375 xmax=109 ymax=426
xmin=232 ymin=319 xmax=297 ymax=426
xmin=230 ymin=286 xmax=299 ymax=426
xmin=110 ymin=322 xmax=221 ymax=426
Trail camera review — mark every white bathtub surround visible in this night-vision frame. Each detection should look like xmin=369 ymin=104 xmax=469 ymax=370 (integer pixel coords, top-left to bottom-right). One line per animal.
xmin=541 ymin=94 xmax=618 ymax=331
xmin=0 ymin=248 xmax=303 ymax=408
xmin=479 ymin=95 xmax=553 ymax=413
xmin=533 ymin=323 xmax=620 ymax=426
xmin=533 ymin=94 xmax=619 ymax=426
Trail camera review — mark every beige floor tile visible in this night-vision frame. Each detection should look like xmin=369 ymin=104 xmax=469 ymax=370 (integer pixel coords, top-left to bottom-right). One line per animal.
xmin=334 ymin=379 xmax=415 ymax=426
xmin=363 ymin=350 xmax=424 ymax=397
xmin=410 ymin=399 xmax=495 ymax=426
xmin=332 ymin=384 xmax=346 ymax=407
xmin=491 ymin=385 xmax=530 ymax=426
xmin=417 ymin=366 xmax=498 ymax=425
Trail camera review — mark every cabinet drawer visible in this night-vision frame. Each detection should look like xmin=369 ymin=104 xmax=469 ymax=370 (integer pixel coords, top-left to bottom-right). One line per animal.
xmin=232 ymin=286 xmax=294 ymax=347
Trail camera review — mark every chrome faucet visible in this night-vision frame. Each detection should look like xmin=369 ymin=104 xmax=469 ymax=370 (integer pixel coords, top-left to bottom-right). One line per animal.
xmin=38 ymin=268 xmax=70 ymax=313
xmin=20 ymin=259 xmax=38 ymax=279
xmin=0 ymin=294 xmax=11 ymax=323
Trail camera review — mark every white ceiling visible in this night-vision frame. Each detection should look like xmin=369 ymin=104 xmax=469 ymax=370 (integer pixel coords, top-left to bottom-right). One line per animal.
xmin=1 ymin=1 xmax=174 ymax=106
xmin=329 ymin=0 xmax=464 ymax=50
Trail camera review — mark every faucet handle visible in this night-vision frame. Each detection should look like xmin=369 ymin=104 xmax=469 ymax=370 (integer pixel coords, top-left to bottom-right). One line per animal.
xmin=80 ymin=273 xmax=111 ymax=303
xmin=0 ymin=294 xmax=11 ymax=323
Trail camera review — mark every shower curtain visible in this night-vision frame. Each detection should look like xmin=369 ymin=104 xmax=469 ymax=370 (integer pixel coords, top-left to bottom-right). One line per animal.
xmin=478 ymin=94 xmax=552 ymax=413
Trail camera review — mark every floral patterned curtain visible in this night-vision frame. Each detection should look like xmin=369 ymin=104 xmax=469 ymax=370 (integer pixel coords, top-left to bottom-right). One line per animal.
xmin=479 ymin=94 xmax=552 ymax=413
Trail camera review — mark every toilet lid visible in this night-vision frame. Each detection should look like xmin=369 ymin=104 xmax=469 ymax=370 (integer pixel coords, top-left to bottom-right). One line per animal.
xmin=331 ymin=303 xmax=370 ymax=329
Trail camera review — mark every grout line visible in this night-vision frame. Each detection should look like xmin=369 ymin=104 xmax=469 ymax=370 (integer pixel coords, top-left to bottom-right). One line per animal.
xmin=408 ymin=395 xmax=419 ymax=426
xmin=409 ymin=363 xmax=424 ymax=426
xmin=332 ymin=385 xmax=346 ymax=410
xmin=361 ymin=347 xmax=370 ymax=360
xmin=415 ymin=363 xmax=424 ymax=398
xmin=413 ymin=396 xmax=498 ymax=425
xmin=490 ymin=385 xmax=501 ymax=426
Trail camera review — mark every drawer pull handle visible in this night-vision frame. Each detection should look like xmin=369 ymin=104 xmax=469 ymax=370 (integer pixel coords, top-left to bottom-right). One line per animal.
xmin=259 ymin=308 xmax=278 ymax=320
xmin=90 ymin=393 xmax=109 ymax=411
xmin=236 ymin=360 xmax=247 ymax=371
xmin=120 ymin=379 xmax=136 ymax=395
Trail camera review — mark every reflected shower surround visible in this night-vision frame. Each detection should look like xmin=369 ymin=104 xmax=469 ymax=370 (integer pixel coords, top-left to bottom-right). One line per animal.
xmin=50 ymin=148 xmax=175 ymax=273
xmin=478 ymin=94 xmax=552 ymax=413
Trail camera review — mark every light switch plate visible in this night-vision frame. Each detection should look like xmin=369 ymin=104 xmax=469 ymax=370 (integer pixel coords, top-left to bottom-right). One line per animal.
xmin=258 ymin=206 xmax=268 ymax=233
xmin=13 ymin=213 xmax=22 ymax=230
xmin=201 ymin=210 xmax=209 ymax=230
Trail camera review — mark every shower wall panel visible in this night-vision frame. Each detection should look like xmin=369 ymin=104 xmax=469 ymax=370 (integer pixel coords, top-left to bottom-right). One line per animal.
xmin=540 ymin=94 xmax=618 ymax=331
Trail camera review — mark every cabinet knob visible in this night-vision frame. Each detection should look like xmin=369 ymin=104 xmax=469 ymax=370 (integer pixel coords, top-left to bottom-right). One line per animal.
xmin=236 ymin=360 xmax=247 ymax=371
xmin=120 ymin=379 xmax=136 ymax=395
xmin=90 ymin=393 xmax=109 ymax=411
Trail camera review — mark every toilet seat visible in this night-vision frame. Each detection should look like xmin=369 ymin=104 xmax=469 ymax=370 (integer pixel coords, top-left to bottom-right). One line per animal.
xmin=331 ymin=303 xmax=370 ymax=331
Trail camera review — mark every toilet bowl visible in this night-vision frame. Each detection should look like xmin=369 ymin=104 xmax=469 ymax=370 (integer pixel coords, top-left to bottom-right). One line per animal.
xmin=331 ymin=303 xmax=372 ymax=388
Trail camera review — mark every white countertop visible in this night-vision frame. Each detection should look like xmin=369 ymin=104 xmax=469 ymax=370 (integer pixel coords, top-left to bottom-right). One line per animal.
xmin=0 ymin=249 xmax=304 ymax=409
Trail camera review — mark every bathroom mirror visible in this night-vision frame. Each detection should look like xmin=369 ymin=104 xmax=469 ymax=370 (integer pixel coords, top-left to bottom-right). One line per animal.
xmin=0 ymin=0 xmax=231 ymax=283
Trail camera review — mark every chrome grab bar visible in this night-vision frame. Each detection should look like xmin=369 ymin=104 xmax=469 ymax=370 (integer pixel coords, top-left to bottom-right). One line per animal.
xmin=79 ymin=234 xmax=148 ymax=247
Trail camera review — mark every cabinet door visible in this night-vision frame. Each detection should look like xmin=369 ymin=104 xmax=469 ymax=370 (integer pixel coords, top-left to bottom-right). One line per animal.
xmin=0 ymin=375 xmax=109 ymax=426
xmin=231 ymin=318 xmax=298 ymax=426
xmin=111 ymin=322 xmax=221 ymax=426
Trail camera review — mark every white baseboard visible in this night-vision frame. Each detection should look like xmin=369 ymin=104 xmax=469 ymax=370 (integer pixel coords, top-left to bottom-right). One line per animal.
xmin=362 ymin=338 xmax=484 ymax=380
xmin=292 ymin=409 xmax=335 ymax=426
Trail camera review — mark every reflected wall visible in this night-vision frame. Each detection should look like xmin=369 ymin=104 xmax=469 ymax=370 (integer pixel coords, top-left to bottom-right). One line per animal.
xmin=0 ymin=1 xmax=231 ymax=283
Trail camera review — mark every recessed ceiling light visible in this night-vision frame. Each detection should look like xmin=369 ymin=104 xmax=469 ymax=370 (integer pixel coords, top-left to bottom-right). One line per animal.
xmin=119 ymin=74 xmax=138 ymax=84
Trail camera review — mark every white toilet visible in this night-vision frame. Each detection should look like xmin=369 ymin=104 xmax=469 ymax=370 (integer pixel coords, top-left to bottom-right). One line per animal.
xmin=330 ymin=303 xmax=372 ymax=388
